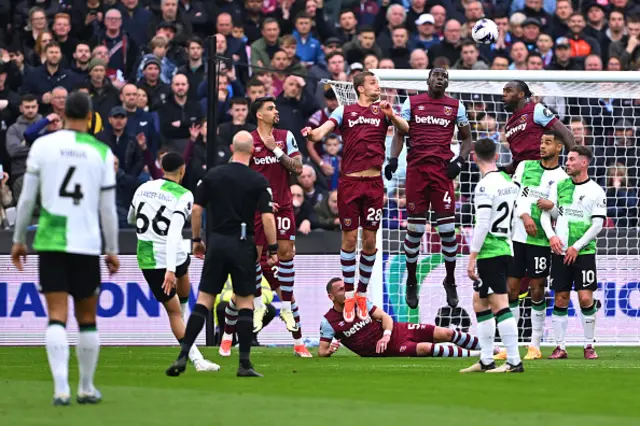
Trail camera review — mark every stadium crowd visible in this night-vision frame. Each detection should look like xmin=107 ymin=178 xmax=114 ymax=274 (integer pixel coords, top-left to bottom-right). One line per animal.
xmin=0 ymin=0 xmax=638 ymax=233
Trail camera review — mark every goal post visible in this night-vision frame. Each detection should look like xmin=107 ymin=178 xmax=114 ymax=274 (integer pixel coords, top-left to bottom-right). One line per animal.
xmin=329 ymin=70 xmax=640 ymax=346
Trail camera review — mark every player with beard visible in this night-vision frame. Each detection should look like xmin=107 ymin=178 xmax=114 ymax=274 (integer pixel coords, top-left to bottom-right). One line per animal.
xmin=248 ymin=97 xmax=304 ymax=335
xmin=385 ymin=68 xmax=474 ymax=310
xmin=501 ymin=80 xmax=574 ymax=174
xmin=498 ymin=80 xmax=575 ymax=343
xmin=541 ymin=146 xmax=605 ymax=360
xmin=319 ymin=278 xmax=485 ymax=358
xmin=502 ymin=131 xmax=568 ymax=361
xmin=302 ymin=71 xmax=396 ymax=323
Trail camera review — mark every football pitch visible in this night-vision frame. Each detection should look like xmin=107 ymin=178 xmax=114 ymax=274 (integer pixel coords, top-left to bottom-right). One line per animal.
xmin=1 ymin=346 xmax=639 ymax=426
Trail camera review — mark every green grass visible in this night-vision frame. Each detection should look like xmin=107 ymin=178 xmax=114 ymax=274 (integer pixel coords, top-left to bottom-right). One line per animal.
xmin=1 ymin=346 xmax=639 ymax=426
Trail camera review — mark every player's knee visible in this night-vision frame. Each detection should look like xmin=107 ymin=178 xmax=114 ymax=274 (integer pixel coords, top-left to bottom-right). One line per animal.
xmin=279 ymin=245 xmax=294 ymax=260
xmin=432 ymin=326 xmax=453 ymax=343
xmin=578 ymin=292 xmax=594 ymax=308
xmin=362 ymin=236 xmax=376 ymax=253
xmin=407 ymin=218 xmax=427 ymax=234
xmin=554 ymin=292 xmax=570 ymax=308
xmin=416 ymin=342 xmax=432 ymax=356
xmin=507 ymin=278 xmax=520 ymax=298
xmin=529 ymin=283 xmax=545 ymax=302
xmin=437 ymin=222 xmax=456 ymax=240
xmin=341 ymin=231 xmax=358 ymax=252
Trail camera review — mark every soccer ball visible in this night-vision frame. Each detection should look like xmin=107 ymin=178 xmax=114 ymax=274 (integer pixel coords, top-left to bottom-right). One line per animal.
xmin=471 ymin=18 xmax=499 ymax=44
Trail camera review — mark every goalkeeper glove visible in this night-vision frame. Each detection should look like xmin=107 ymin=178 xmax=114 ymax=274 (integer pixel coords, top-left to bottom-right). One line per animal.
xmin=384 ymin=158 xmax=398 ymax=181
xmin=446 ymin=156 xmax=464 ymax=179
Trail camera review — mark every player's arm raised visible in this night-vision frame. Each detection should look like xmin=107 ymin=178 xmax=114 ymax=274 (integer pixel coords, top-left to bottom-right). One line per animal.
xmin=263 ymin=132 xmax=303 ymax=175
xmin=258 ymin=182 xmax=279 ymax=266
xmin=447 ymin=101 xmax=473 ymax=179
xmin=550 ymin=120 xmax=575 ymax=151
xmin=381 ymin=100 xmax=409 ymax=134
xmin=301 ymin=105 xmax=341 ymax=143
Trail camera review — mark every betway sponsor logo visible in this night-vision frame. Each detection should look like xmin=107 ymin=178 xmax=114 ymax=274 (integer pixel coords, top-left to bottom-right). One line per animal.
xmin=253 ymin=155 xmax=278 ymax=165
xmin=343 ymin=316 xmax=372 ymax=337
xmin=415 ymin=115 xmax=451 ymax=126
xmin=506 ymin=123 xmax=527 ymax=138
xmin=347 ymin=116 xmax=381 ymax=127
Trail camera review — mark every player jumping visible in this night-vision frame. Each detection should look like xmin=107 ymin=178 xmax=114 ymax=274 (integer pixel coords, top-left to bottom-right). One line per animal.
xmin=463 ymin=138 xmax=522 ymax=373
xmin=11 ymin=92 xmax=120 ymax=405
xmin=302 ymin=71 xmax=394 ymax=323
xmin=319 ymin=278 xmax=484 ymax=358
xmin=220 ymin=247 xmax=312 ymax=357
xmin=541 ymin=146 xmax=605 ymax=360
xmin=385 ymin=68 xmax=473 ymax=309
xmin=243 ymin=97 xmax=308 ymax=349
xmin=128 ymin=152 xmax=219 ymax=372
xmin=506 ymin=130 xmax=568 ymax=360
xmin=500 ymin=80 xmax=575 ymax=342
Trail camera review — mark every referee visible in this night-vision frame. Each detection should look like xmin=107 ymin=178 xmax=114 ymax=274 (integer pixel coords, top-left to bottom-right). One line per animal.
xmin=166 ymin=130 xmax=278 ymax=378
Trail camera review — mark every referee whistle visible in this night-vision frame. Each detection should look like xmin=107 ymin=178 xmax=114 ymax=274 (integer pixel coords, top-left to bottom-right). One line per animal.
xmin=240 ymin=222 xmax=247 ymax=240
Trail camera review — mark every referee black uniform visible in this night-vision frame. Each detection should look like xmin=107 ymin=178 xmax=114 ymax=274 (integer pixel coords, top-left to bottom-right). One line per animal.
xmin=196 ymin=162 xmax=275 ymax=297
xmin=166 ymin=161 xmax=275 ymax=378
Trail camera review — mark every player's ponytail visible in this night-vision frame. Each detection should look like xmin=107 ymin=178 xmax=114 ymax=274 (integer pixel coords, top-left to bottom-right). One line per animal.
xmin=514 ymin=80 xmax=533 ymax=99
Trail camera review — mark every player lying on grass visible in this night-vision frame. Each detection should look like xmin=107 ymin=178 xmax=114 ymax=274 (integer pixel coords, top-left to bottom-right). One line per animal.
xmin=318 ymin=278 xmax=485 ymax=358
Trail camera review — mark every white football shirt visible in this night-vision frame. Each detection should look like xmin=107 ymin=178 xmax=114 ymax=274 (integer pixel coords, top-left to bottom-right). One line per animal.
xmin=26 ymin=130 xmax=116 ymax=255
xmin=130 ymin=179 xmax=193 ymax=269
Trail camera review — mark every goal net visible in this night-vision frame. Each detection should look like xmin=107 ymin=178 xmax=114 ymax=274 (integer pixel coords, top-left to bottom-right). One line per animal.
xmin=330 ymin=70 xmax=640 ymax=346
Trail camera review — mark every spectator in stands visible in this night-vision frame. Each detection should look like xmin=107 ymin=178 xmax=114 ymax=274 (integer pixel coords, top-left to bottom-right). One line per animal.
xmin=521 ymin=18 xmax=542 ymax=51
xmin=121 ymin=83 xmax=160 ymax=155
xmin=0 ymin=64 xmax=20 ymax=132
xmin=251 ymin=18 xmax=281 ymax=68
xmin=584 ymin=54 xmax=603 ymax=71
xmin=72 ymin=0 xmax=105 ymax=42
xmin=52 ymin=13 xmax=76 ymax=62
xmin=136 ymin=35 xmax=177 ymax=85
xmin=307 ymin=88 xmax=339 ymax=172
xmin=182 ymin=120 xmax=206 ymax=189
xmin=462 ymin=1 xmax=484 ymax=37
xmin=344 ymin=26 xmax=382 ymax=65
xmin=383 ymin=186 xmax=407 ymax=230
xmin=6 ymin=95 xmax=41 ymax=198
xmin=87 ymin=59 xmax=120 ymax=122
xmin=454 ymin=40 xmax=488 ymax=70
xmin=0 ymin=170 xmax=13 ymax=228
xmin=114 ymin=155 xmax=138 ymax=228
xmin=158 ymin=73 xmax=203 ymax=153
xmin=276 ymin=75 xmax=320 ymax=157
xmin=242 ymin=0 xmax=263 ymax=44
xmin=137 ymin=58 xmax=172 ymax=110
xmin=148 ymin=0 xmax=192 ymax=43
xmin=120 ymin=0 xmax=153 ymax=48
xmin=609 ymin=15 xmax=640 ymax=71
xmin=177 ymin=0 xmax=209 ymax=38
xmin=547 ymin=37 xmax=580 ymax=70
xmin=410 ymin=14 xmax=440 ymax=52
xmin=21 ymin=42 xmax=75 ymax=104
xmin=429 ymin=5 xmax=446 ymax=36
xmin=218 ymin=97 xmax=255 ymax=152
xmin=491 ymin=55 xmax=509 ymax=70
xmin=566 ymin=12 xmax=601 ymax=60
xmin=607 ymin=56 xmax=623 ymax=71
xmin=606 ymin=163 xmax=639 ymax=228
xmin=336 ymin=10 xmax=358 ymax=44
xmin=515 ymin=0 xmax=551 ymax=28
xmin=509 ymin=41 xmax=529 ymax=70
xmin=405 ymin=0 xmax=426 ymax=35
xmin=246 ymin=79 xmax=266 ymax=103
xmin=604 ymin=119 xmax=639 ymax=186
xmin=291 ymin=184 xmax=317 ymax=235
xmin=216 ymin=12 xmax=244 ymax=60
xmin=389 ymin=28 xmax=411 ymax=70
xmin=536 ymin=33 xmax=554 ymax=66
xmin=8 ymin=46 xmax=31 ymax=91
xmin=374 ymin=4 xmax=406 ymax=55
xmin=409 ymin=49 xmax=429 ymax=70
xmin=97 ymin=106 xmax=144 ymax=177
xmin=509 ymin=12 xmax=526 ymax=40
xmin=136 ymin=87 xmax=149 ymax=110
xmin=583 ymin=2 xmax=607 ymax=43
xmin=153 ymin=21 xmax=188 ymax=68
xmin=178 ymin=37 xmax=205 ymax=101
xmin=71 ymin=42 xmax=91 ymax=80
xmin=293 ymin=12 xmax=324 ymax=67
xmin=298 ymin=164 xmax=325 ymax=207
xmin=428 ymin=19 xmax=462 ymax=66
xmin=548 ymin=0 xmax=572 ymax=39
xmin=75 ymin=84 xmax=104 ymax=135
xmin=28 ymin=30 xmax=54 ymax=67
xmin=92 ymin=8 xmax=138 ymax=82
xmin=315 ymin=189 xmax=340 ymax=231
xmin=320 ymin=133 xmax=341 ymax=191
xmin=271 ymin=49 xmax=293 ymax=97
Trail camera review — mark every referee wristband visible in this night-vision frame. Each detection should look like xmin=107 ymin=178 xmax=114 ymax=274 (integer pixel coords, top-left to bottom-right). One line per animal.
xmin=268 ymin=243 xmax=279 ymax=255
xmin=273 ymin=147 xmax=284 ymax=159
xmin=383 ymin=330 xmax=392 ymax=337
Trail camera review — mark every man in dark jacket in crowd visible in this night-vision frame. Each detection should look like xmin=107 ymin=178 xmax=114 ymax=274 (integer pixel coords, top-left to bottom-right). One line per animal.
xmin=121 ymin=83 xmax=161 ymax=156
xmin=97 ymin=106 xmax=144 ymax=177
xmin=157 ymin=73 xmax=203 ymax=153
xmin=275 ymin=75 xmax=320 ymax=158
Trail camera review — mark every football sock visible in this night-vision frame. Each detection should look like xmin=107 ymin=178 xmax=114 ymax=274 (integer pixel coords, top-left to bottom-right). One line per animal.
xmin=46 ymin=321 xmax=70 ymax=397
xmin=237 ymin=309 xmax=253 ymax=369
xmin=451 ymin=330 xmax=480 ymax=350
xmin=179 ymin=296 xmax=189 ymax=323
xmin=404 ymin=218 xmax=426 ymax=280
xmin=279 ymin=259 xmax=294 ymax=311
xmin=254 ymin=263 xmax=265 ymax=310
xmin=291 ymin=301 xmax=302 ymax=341
xmin=531 ymin=299 xmax=546 ymax=349
xmin=437 ymin=218 xmax=457 ymax=280
xmin=77 ymin=323 xmax=99 ymax=395
xmin=475 ymin=310 xmax=495 ymax=366
xmin=552 ymin=306 xmax=568 ymax=350
xmin=509 ymin=299 xmax=520 ymax=324
xmin=356 ymin=250 xmax=377 ymax=295
xmin=496 ymin=308 xmax=521 ymax=365
xmin=581 ymin=303 xmax=597 ymax=348
xmin=179 ymin=304 xmax=208 ymax=359
xmin=340 ymin=249 xmax=356 ymax=292
xmin=224 ymin=299 xmax=238 ymax=336
xmin=431 ymin=344 xmax=475 ymax=357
